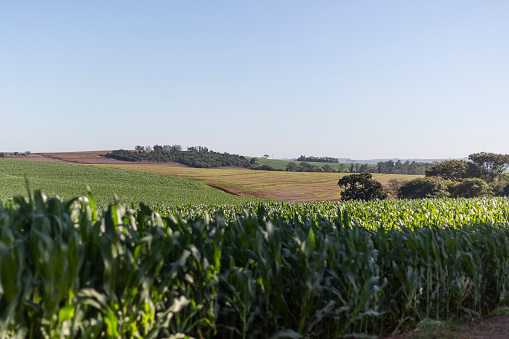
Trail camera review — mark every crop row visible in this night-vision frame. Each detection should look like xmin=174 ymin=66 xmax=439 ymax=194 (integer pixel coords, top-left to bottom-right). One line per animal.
xmin=2 ymin=193 xmax=509 ymax=338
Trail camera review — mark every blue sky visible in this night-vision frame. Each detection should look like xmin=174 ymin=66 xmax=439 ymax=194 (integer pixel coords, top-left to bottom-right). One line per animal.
xmin=1 ymin=1 xmax=508 ymax=159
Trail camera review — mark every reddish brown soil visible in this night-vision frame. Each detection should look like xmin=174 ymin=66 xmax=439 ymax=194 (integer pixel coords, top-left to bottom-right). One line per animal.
xmin=27 ymin=151 xmax=188 ymax=167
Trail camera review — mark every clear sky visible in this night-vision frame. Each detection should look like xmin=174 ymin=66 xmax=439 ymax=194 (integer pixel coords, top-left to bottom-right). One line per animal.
xmin=1 ymin=1 xmax=508 ymax=159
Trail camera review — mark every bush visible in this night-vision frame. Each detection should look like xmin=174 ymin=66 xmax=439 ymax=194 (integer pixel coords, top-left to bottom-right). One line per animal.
xmin=398 ymin=178 xmax=449 ymax=199
xmin=448 ymin=178 xmax=493 ymax=198
xmin=488 ymin=178 xmax=509 ymax=197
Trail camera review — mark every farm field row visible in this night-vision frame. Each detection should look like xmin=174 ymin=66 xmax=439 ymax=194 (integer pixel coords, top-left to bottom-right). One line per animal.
xmin=0 ymin=159 xmax=262 ymax=207
xmin=3 ymin=191 xmax=509 ymax=338
xmin=95 ymin=163 xmax=422 ymax=201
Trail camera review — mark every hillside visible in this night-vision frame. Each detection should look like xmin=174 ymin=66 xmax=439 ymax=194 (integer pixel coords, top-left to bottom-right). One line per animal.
xmin=0 ymin=158 xmax=262 ymax=207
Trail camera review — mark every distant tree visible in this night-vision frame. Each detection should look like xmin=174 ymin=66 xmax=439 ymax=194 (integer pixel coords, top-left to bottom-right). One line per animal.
xmin=297 ymin=155 xmax=339 ymax=163
xmin=298 ymin=162 xmax=320 ymax=172
xmin=170 ymin=145 xmax=182 ymax=152
xmin=135 ymin=145 xmax=145 ymax=151
xmin=337 ymin=163 xmax=346 ymax=173
xmin=145 ymin=146 xmax=152 ymax=151
xmin=425 ymin=160 xmax=479 ymax=181
xmin=398 ymin=178 xmax=449 ymax=199
xmin=468 ymin=152 xmax=509 ymax=182
xmin=359 ymin=164 xmax=370 ymax=173
xmin=337 ymin=173 xmax=387 ymax=201
xmin=448 ymin=178 xmax=493 ymax=198
xmin=263 ymin=154 xmax=270 ymax=159
xmin=153 ymin=145 xmax=163 ymax=152
xmin=25 ymin=151 xmax=31 ymax=156
xmin=260 ymin=165 xmax=274 ymax=171
xmin=322 ymin=164 xmax=335 ymax=172
xmin=349 ymin=164 xmax=355 ymax=173
xmin=0 ymin=153 xmax=4 ymax=158
xmin=286 ymin=162 xmax=298 ymax=172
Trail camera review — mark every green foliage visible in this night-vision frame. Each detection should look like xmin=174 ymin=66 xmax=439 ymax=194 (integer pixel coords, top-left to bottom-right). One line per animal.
xmin=377 ymin=159 xmax=435 ymax=175
xmin=337 ymin=173 xmax=387 ymax=201
xmin=286 ymin=162 xmax=299 ymax=172
xmin=297 ymin=155 xmax=339 ymax=163
xmin=425 ymin=160 xmax=480 ymax=181
xmin=105 ymin=147 xmax=253 ymax=168
xmin=321 ymin=164 xmax=335 ymax=172
xmin=448 ymin=178 xmax=493 ymax=198
xmin=489 ymin=178 xmax=509 ymax=197
xmin=398 ymin=177 xmax=449 ymax=199
xmin=468 ymin=152 xmax=509 ymax=182
xmin=4 ymin=193 xmax=509 ymax=337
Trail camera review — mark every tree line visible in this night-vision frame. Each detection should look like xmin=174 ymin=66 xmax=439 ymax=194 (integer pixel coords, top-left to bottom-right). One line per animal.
xmin=376 ymin=160 xmax=435 ymax=175
xmin=296 ymin=155 xmax=339 ymax=163
xmin=338 ymin=152 xmax=509 ymax=201
xmin=105 ymin=146 xmax=254 ymax=169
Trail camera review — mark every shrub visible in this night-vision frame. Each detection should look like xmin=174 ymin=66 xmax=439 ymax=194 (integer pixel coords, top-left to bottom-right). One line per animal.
xmin=448 ymin=178 xmax=493 ymax=198
xmin=398 ymin=177 xmax=449 ymax=199
xmin=488 ymin=178 xmax=509 ymax=197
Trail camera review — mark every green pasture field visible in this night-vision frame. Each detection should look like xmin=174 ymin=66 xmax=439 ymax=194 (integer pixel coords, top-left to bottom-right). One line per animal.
xmin=0 ymin=159 xmax=262 ymax=207
xmin=248 ymin=157 xmax=377 ymax=171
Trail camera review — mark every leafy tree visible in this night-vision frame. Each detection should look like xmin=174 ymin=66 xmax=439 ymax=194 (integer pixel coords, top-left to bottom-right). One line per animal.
xmin=338 ymin=163 xmax=346 ymax=172
xmin=468 ymin=152 xmax=509 ymax=182
xmin=425 ymin=160 xmax=479 ymax=181
xmin=359 ymin=164 xmax=370 ymax=173
xmin=286 ymin=162 xmax=298 ymax=172
xmin=322 ymin=164 xmax=335 ymax=172
xmin=259 ymin=165 xmax=274 ymax=171
xmin=337 ymin=173 xmax=387 ymax=201
xmin=397 ymin=178 xmax=449 ymax=199
xmin=135 ymin=145 xmax=145 ymax=151
xmin=263 ymin=154 xmax=269 ymax=159
xmin=448 ymin=178 xmax=493 ymax=198
xmin=170 ymin=145 xmax=182 ymax=152
xmin=298 ymin=162 xmax=320 ymax=172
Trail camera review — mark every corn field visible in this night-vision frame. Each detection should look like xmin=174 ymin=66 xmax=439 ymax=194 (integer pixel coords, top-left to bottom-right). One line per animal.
xmin=2 ymin=191 xmax=509 ymax=338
